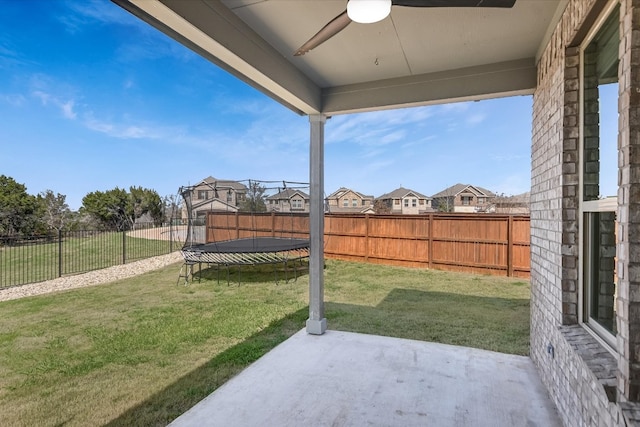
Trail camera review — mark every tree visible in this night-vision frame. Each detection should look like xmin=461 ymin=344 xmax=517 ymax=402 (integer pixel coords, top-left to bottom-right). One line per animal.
xmin=81 ymin=186 xmax=164 ymax=230
xmin=129 ymin=186 xmax=163 ymax=227
xmin=163 ymin=193 xmax=183 ymax=223
xmin=81 ymin=187 xmax=130 ymax=231
xmin=38 ymin=190 xmax=71 ymax=232
xmin=373 ymin=199 xmax=391 ymax=214
xmin=433 ymin=186 xmax=456 ymax=212
xmin=0 ymin=175 xmax=41 ymax=235
xmin=238 ymin=181 xmax=267 ymax=212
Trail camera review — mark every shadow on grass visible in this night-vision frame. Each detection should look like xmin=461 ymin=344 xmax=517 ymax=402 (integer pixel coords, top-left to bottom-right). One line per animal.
xmin=327 ymin=288 xmax=530 ymax=356
xmin=105 ymin=289 xmax=528 ymax=426
xmin=104 ymin=307 xmax=309 ymax=427
xmin=193 ymin=260 xmax=309 ymax=285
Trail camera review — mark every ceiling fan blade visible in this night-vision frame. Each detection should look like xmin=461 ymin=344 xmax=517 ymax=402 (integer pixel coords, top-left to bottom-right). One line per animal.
xmin=392 ymin=0 xmax=516 ymax=7
xmin=294 ymin=10 xmax=352 ymax=56
xmin=293 ymin=0 xmax=515 ymax=56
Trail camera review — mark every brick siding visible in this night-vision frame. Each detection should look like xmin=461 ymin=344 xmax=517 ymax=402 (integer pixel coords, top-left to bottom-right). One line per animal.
xmin=530 ymin=0 xmax=633 ymax=425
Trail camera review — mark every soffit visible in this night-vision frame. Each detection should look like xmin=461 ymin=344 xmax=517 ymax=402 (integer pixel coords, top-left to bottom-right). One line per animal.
xmin=113 ymin=0 xmax=566 ymax=115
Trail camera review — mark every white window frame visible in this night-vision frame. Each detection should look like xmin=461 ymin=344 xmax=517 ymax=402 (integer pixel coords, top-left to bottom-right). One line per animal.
xmin=578 ymin=0 xmax=619 ymax=350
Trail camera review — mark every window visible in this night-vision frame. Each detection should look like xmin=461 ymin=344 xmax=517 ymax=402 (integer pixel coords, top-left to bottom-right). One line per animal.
xmin=580 ymin=4 xmax=619 ymax=345
xmin=419 ymin=199 xmax=425 ymax=205
xmin=394 ymin=200 xmax=400 ymax=205
xmin=198 ymin=190 xmax=208 ymax=200
xmin=292 ymin=198 xmax=303 ymax=209
xmin=404 ymin=199 xmax=409 ymax=207
xmin=227 ymin=191 xmax=233 ymax=203
xmin=343 ymin=199 xmax=349 ymax=207
xmin=352 ymin=198 xmax=358 ymax=207
xmin=461 ymin=196 xmax=472 ymax=206
xmin=412 ymin=199 xmax=417 ymax=207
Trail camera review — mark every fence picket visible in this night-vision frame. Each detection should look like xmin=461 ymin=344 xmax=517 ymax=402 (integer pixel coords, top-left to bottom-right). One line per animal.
xmin=205 ymin=212 xmax=530 ymax=278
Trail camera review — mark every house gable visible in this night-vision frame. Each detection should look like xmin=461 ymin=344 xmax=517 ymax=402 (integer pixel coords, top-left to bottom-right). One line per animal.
xmin=326 ymin=187 xmax=374 ymax=213
xmin=376 ymin=187 xmax=432 ymax=214
xmin=266 ymin=188 xmax=310 ymax=213
xmin=431 ymin=184 xmax=495 ymax=213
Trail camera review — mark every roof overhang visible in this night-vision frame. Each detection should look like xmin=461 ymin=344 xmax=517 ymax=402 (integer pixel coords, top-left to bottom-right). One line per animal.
xmin=112 ymin=0 xmax=567 ymax=116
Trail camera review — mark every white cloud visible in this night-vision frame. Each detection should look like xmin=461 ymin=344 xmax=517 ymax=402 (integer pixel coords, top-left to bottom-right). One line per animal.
xmin=400 ymin=135 xmax=436 ymax=149
xmin=58 ymin=0 xmax=142 ymax=33
xmin=439 ymin=102 xmax=471 ymax=114
xmin=32 ymin=90 xmax=51 ymax=105
xmin=329 ymin=106 xmax=435 ymax=143
xmin=1 ymin=93 xmax=26 ymax=106
xmin=31 ymin=89 xmax=77 ymax=120
xmin=83 ymin=113 xmax=184 ymax=140
xmin=368 ymin=129 xmax=405 ymax=146
xmin=61 ymin=100 xmax=77 ymax=119
xmin=467 ymin=113 xmax=487 ymax=125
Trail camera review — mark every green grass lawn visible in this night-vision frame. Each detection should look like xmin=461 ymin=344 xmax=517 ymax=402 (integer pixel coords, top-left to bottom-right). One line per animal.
xmin=0 ymin=259 xmax=530 ymax=426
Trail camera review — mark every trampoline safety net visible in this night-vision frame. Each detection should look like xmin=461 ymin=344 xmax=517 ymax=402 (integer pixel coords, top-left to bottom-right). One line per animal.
xmin=176 ymin=178 xmax=311 ymax=284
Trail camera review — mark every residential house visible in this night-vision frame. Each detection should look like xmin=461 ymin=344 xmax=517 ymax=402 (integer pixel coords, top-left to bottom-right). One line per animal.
xmin=376 ymin=187 xmax=432 ymax=215
xmin=431 ymin=184 xmax=495 ymax=213
xmin=493 ymin=192 xmax=530 ymax=214
xmin=325 ymin=187 xmax=375 ymax=214
xmin=181 ymin=176 xmax=247 ymax=219
xmin=266 ymin=188 xmax=310 ymax=213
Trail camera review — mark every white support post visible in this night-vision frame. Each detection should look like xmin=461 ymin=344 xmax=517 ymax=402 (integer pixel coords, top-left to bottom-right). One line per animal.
xmin=307 ymin=114 xmax=327 ymax=335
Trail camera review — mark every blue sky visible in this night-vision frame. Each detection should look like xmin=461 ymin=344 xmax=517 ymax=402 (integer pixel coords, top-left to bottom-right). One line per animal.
xmin=0 ymin=0 xmax=537 ymax=211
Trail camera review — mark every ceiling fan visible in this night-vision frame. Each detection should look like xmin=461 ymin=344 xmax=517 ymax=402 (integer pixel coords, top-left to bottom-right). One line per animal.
xmin=294 ymin=0 xmax=517 ymax=56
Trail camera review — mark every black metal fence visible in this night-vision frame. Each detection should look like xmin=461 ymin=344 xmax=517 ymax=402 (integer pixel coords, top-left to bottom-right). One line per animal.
xmin=0 ymin=223 xmax=184 ymax=289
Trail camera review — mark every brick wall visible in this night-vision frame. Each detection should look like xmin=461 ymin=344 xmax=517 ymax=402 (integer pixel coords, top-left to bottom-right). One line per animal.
xmin=530 ymin=0 xmax=629 ymax=425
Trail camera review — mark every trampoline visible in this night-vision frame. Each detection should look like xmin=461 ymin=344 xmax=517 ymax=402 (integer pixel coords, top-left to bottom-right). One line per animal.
xmin=176 ymin=179 xmax=311 ymax=285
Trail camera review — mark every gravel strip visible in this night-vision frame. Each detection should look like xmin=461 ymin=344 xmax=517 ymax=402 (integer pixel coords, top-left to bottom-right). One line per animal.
xmin=0 ymin=252 xmax=183 ymax=302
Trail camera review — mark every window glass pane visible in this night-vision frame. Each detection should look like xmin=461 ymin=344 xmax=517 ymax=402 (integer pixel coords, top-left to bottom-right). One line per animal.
xmin=583 ymin=9 xmax=619 ymax=201
xmin=599 ymin=84 xmax=618 ymax=198
xmin=584 ymin=211 xmax=617 ymax=335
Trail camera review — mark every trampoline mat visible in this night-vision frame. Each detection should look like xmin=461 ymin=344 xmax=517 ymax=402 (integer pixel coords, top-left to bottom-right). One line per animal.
xmin=184 ymin=237 xmax=309 ymax=254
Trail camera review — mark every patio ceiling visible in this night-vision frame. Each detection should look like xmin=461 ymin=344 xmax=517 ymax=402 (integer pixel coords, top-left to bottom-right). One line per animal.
xmin=112 ymin=0 xmax=567 ymax=116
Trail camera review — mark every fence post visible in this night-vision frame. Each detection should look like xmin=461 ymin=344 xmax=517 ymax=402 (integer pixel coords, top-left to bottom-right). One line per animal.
xmin=272 ymin=211 xmax=276 ymax=237
xmin=169 ymin=220 xmax=173 ymax=253
xmin=428 ymin=214 xmax=433 ymax=269
xmin=365 ymin=214 xmax=369 ymax=262
xmin=235 ymin=211 xmax=240 ymax=240
xmin=122 ymin=228 xmax=127 ymax=265
xmin=507 ymin=215 xmax=514 ymax=277
xmin=58 ymin=229 xmax=63 ymax=277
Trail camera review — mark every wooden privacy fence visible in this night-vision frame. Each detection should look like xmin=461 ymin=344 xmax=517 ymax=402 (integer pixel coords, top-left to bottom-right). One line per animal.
xmin=206 ymin=212 xmax=530 ymax=278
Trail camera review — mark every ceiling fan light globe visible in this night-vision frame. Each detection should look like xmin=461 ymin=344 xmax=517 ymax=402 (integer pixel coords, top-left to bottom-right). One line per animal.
xmin=347 ymin=0 xmax=392 ymax=24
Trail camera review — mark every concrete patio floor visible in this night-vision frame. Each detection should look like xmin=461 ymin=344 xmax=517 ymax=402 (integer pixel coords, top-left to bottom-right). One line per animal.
xmin=170 ymin=329 xmax=561 ymax=427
